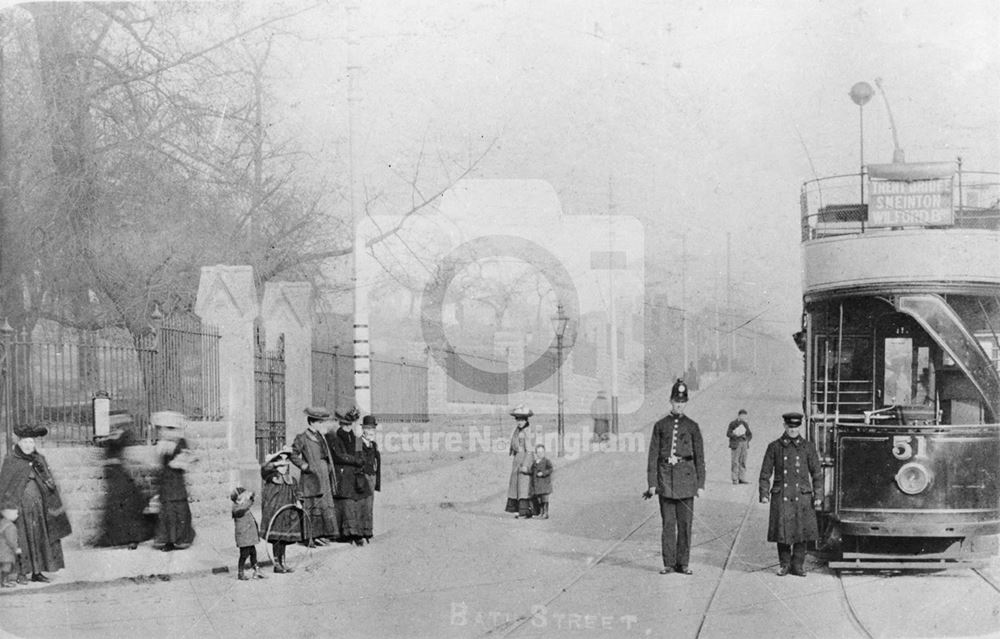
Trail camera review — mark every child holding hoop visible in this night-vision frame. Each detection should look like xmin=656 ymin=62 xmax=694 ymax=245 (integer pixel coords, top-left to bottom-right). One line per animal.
xmin=260 ymin=446 xmax=302 ymax=574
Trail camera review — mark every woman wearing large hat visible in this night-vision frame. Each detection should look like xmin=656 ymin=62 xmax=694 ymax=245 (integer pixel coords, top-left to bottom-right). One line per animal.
xmin=326 ymin=407 xmax=372 ymax=545
xmin=290 ymin=407 xmax=339 ymax=545
xmin=505 ymin=405 xmax=536 ymax=518
xmin=153 ymin=411 xmax=196 ymax=551
xmin=0 ymin=425 xmax=72 ymax=583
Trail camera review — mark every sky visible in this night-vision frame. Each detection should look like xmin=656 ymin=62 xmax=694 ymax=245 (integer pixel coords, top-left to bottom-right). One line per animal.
xmin=236 ymin=0 xmax=1000 ymax=334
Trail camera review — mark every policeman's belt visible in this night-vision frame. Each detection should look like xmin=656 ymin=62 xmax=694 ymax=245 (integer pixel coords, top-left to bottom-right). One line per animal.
xmin=667 ymin=456 xmax=694 ymax=463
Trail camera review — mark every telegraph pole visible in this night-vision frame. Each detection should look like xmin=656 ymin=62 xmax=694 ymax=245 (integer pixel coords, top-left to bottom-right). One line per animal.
xmin=681 ymin=233 xmax=688 ymax=378
xmin=727 ymin=232 xmax=734 ymax=372
xmin=608 ymin=178 xmax=619 ymax=435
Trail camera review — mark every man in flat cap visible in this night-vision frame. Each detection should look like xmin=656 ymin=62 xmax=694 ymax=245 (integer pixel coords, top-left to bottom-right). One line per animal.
xmin=645 ymin=379 xmax=705 ymax=575
xmin=291 ymin=407 xmax=339 ymax=545
xmin=759 ymin=412 xmax=823 ymax=577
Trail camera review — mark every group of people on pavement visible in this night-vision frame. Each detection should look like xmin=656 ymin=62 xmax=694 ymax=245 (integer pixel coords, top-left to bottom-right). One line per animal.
xmin=646 ymin=379 xmax=823 ymax=578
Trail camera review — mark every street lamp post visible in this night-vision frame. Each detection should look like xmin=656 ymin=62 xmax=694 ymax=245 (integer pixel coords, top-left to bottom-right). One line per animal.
xmin=551 ymin=303 xmax=570 ymax=458
xmin=849 ymin=81 xmax=874 ymax=204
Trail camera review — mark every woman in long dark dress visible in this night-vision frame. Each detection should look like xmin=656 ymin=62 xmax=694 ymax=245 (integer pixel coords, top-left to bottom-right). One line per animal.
xmin=260 ymin=446 xmax=302 ymax=573
xmin=93 ymin=429 xmax=152 ymax=549
xmin=153 ymin=411 xmax=196 ymax=551
xmin=327 ymin=407 xmax=371 ymax=545
xmin=0 ymin=425 xmax=72 ymax=583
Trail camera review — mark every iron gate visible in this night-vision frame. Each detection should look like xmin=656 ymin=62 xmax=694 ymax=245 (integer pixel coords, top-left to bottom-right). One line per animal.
xmin=254 ymin=329 xmax=285 ymax=463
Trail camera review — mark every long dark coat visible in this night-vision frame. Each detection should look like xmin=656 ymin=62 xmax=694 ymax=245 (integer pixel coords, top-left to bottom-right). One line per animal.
xmin=291 ymin=429 xmax=339 ymax=538
xmin=94 ymin=461 xmax=153 ymax=547
xmin=646 ymin=413 xmax=705 ymax=499
xmin=327 ymin=427 xmax=371 ymax=538
xmin=0 ymin=446 xmax=71 ymax=574
xmin=758 ymin=434 xmax=823 ymax=544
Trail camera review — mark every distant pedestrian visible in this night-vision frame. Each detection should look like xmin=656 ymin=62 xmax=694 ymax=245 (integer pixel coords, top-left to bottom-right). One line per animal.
xmin=0 ymin=425 xmax=72 ymax=584
xmin=590 ymin=391 xmax=611 ymax=442
xmin=726 ymin=409 xmax=753 ymax=485
xmin=328 ymin=407 xmax=371 ymax=546
xmin=645 ymin=379 xmax=705 ymax=575
xmin=759 ymin=412 xmax=823 ymax=577
xmin=359 ymin=415 xmax=381 ymax=543
xmin=505 ymin=405 xmax=535 ymax=518
xmin=0 ymin=508 xmax=21 ymax=588
xmin=260 ymin=446 xmax=302 ymax=574
xmin=530 ymin=444 xmax=553 ymax=519
xmin=94 ymin=428 xmax=153 ymax=549
xmin=231 ymin=487 xmax=265 ymax=580
xmin=153 ymin=411 xmax=196 ymax=551
xmin=686 ymin=362 xmax=700 ymax=391
xmin=291 ymin=407 xmax=340 ymax=546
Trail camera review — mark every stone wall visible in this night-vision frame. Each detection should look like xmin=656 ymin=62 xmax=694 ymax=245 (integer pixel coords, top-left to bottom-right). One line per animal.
xmin=43 ymin=420 xmax=236 ymax=549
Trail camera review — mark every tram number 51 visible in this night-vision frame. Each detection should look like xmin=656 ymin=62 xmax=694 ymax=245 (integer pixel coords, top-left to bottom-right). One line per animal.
xmin=892 ymin=435 xmax=928 ymax=460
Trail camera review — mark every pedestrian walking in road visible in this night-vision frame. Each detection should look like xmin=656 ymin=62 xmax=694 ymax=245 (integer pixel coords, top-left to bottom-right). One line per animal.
xmin=0 ymin=508 xmax=21 ymax=588
xmin=726 ymin=409 xmax=753 ymax=485
xmin=93 ymin=428 xmax=153 ymax=549
xmin=260 ymin=446 xmax=302 ymax=573
xmin=153 ymin=411 xmax=196 ymax=551
xmin=231 ymin=487 xmax=265 ymax=580
xmin=759 ymin=412 xmax=823 ymax=577
xmin=328 ymin=407 xmax=371 ymax=546
xmin=686 ymin=362 xmax=700 ymax=391
xmin=530 ymin=444 xmax=553 ymax=519
xmin=291 ymin=407 xmax=340 ymax=546
xmin=0 ymin=425 xmax=72 ymax=583
xmin=505 ymin=405 xmax=536 ymax=518
xmin=590 ymin=391 xmax=611 ymax=442
xmin=645 ymin=379 xmax=705 ymax=575
xmin=359 ymin=415 xmax=381 ymax=543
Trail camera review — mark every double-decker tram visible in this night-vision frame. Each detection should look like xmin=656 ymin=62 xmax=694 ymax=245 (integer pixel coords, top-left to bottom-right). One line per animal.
xmin=799 ymin=160 xmax=1000 ymax=569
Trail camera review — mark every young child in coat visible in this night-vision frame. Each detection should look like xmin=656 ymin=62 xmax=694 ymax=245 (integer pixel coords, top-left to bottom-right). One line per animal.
xmin=0 ymin=508 xmax=21 ymax=588
xmin=231 ymin=487 xmax=265 ymax=581
xmin=530 ymin=445 xmax=554 ymax=519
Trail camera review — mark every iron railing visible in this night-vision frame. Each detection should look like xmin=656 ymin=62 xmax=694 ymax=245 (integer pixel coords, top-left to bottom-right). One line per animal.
xmin=312 ymin=345 xmax=355 ymax=414
xmin=445 ymin=348 xmax=508 ymax=405
xmin=371 ymin=355 xmax=428 ymax=422
xmin=0 ymin=317 xmax=220 ymax=447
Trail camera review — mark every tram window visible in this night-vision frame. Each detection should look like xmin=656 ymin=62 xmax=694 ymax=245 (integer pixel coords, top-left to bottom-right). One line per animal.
xmin=884 ymin=338 xmax=914 ymax=405
xmin=883 ymin=339 xmax=934 ymax=406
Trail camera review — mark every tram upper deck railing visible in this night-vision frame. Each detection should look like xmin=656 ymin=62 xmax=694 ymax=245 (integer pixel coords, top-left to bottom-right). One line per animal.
xmin=800 ymin=167 xmax=1000 ymax=241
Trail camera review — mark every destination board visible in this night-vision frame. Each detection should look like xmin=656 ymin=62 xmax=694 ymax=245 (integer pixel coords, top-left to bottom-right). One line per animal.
xmin=868 ymin=177 xmax=954 ymax=227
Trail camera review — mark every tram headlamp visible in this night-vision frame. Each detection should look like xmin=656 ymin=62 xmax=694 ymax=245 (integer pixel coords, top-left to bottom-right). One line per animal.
xmin=895 ymin=462 xmax=933 ymax=495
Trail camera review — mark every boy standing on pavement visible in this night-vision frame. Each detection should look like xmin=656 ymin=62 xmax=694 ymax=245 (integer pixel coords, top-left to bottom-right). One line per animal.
xmin=645 ymin=379 xmax=705 ymax=575
xmin=726 ymin=409 xmax=753 ymax=484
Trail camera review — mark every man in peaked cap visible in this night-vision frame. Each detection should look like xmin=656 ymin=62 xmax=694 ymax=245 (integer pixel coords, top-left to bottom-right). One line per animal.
xmin=759 ymin=412 xmax=823 ymax=577
xmin=645 ymin=379 xmax=705 ymax=575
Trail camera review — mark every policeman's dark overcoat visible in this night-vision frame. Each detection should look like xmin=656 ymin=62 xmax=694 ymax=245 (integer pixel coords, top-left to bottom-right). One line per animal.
xmin=758 ymin=434 xmax=823 ymax=543
xmin=647 ymin=413 xmax=705 ymax=499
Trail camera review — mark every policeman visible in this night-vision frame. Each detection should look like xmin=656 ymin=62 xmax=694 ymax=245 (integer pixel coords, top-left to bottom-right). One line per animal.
xmin=758 ymin=412 xmax=823 ymax=577
xmin=645 ymin=379 xmax=705 ymax=575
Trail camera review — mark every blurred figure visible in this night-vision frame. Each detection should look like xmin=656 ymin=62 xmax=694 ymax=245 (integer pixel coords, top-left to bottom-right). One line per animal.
xmin=0 ymin=425 xmax=71 ymax=583
xmin=590 ymin=391 xmax=611 ymax=442
xmin=94 ymin=428 xmax=153 ymax=549
xmin=0 ymin=507 xmax=21 ymax=587
xmin=686 ymin=362 xmax=700 ymax=391
xmin=154 ymin=411 xmax=196 ymax=551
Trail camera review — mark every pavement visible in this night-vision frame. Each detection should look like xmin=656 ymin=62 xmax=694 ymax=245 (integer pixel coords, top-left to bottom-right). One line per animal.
xmin=0 ymin=382 xmax=681 ymax=596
